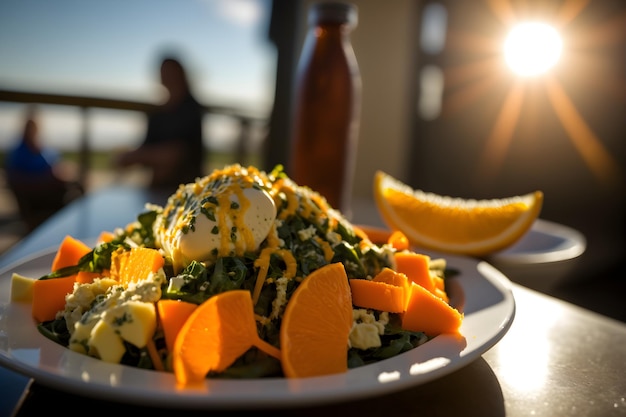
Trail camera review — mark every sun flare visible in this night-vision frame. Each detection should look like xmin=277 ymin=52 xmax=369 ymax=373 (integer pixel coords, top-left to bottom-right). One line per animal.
xmin=442 ymin=0 xmax=623 ymax=189
xmin=504 ymin=22 xmax=563 ymax=76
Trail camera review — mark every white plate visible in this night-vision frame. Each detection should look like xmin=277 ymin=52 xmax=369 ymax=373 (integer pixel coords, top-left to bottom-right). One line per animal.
xmin=486 ymin=219 xmax=586 ymax=292
xmin=487 ymin=218 xmax=586 ymax=266
xmin=0 ymin=248 xmax=515 ymax=410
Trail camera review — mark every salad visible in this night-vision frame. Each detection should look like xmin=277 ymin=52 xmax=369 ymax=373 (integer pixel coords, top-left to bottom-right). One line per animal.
xmin=13 ymin=164 xmax=462 ymax=381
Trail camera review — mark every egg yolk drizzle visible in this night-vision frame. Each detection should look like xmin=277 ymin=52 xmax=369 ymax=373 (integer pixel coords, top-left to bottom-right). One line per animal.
xmin=155 ymin=165 xmax=276 ymax=273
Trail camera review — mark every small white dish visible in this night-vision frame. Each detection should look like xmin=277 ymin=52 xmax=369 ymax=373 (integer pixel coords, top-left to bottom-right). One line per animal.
xmin=486 ymin=218 xmax=586 ymax=292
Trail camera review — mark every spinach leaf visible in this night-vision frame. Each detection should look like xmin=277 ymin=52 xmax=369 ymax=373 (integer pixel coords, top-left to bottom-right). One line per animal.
xmin=347 ymin=314 xmax=430 ymax=368
xmin=37 ymin=318 xmax=70 ymax=347
xmin=162 ymin=257 xmax=251 ymax=304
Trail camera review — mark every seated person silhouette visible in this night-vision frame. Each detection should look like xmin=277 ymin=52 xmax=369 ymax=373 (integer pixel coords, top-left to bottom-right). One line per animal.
xmin=116 ymin=56 xmax=205 ymax=190
xmin=4 ymin=107 xmax=83 ymax=231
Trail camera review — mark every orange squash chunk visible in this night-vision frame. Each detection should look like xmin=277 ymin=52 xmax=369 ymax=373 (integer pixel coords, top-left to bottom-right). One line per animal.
xmin=51 ymin=235 xmax=91 ymax=272
xmin=353 ymin=226 xmax=409 ymax=250
xmin=433 ymin=288 xmax=449 ymax=303
xmin=394 ymin=251 xmax=435 ymax=293
xmin=431 ymin=276 xmax=449 ymax=303
xmin=97 ymin=230 xmax=116 ymax=244
xmin=110 ymin=247 xmax=164 ymax=287
xmin=75 ymin=270 xmax=109 ymax=284
xmin=373 ymin=267 xmax=411 ymax=294
xmin=32 ymin=275 xmax=76 ymax=322
xmin=388 ymin=230 xmax=410 ymax=251
xmin=157 ymin=299 xmax=198 ymax=353
xmin=373 ymin=267 xmax=413 ymax=310
xmin=432 ymin=275 xmax=445 ymax=291
xmin=402 ymin=283 xmax=462 ymax=336
xmin=349 ymin=278 xmax=405 ymax=313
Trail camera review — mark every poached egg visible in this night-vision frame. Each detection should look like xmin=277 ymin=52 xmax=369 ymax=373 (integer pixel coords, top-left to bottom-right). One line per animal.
xmin=154 ymin=165 xmax=277 ymax=272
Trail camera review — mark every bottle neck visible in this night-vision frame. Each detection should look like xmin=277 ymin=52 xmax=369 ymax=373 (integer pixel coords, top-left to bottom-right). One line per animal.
xmin=308 ymin=2 xmax=358 ymax=28
xmin=307 ymin=3 xmax=357 ymax=47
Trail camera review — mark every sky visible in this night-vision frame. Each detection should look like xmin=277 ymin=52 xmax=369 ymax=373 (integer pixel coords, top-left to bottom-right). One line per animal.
xmin=0 ymin=0 xmax=277 ymax=151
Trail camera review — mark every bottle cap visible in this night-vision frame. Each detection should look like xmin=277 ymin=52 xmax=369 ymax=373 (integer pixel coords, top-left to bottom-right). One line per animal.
xmin=309 ymin=1 xmax=358 ymax=27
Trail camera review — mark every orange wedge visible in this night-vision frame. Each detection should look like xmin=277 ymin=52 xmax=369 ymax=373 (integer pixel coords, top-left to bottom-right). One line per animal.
xmin=173 ymin=290 xmax=280 ymax=386
xmin=373 ymin=171 xmax=543 ymax=256
xmin=280 ymin=262 xmax=352 ymax=378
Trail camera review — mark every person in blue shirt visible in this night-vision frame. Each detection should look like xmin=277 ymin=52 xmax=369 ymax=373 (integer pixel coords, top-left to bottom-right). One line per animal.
xmin=6 ymin=115 xmax=57 ymax=175
xmin=4 ymin=107 xmax=83 ymax=230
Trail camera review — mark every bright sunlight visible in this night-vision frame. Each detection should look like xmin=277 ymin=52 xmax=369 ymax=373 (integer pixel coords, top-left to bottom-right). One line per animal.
xmin=442 ymin=0 xmax=623 ymax=189
xmin=504 ymin=22 xmax=563 ymax=77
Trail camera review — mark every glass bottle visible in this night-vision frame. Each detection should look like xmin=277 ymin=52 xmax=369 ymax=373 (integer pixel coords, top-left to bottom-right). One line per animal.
xmin=289 ymin=1 xmax=361 ymax=216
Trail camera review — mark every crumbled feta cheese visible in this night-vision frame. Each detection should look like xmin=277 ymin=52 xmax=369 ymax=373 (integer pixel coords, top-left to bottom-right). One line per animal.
xmin=350 ymin=323 xmax=382 ymax=350
xmin=349 ymin=309 xmax=390 ymax=350
xmin=89 ymin=320 xmax=126 ymax=363
xmin=62 ymin=278 xmax=119 ymax=333
xmin=167 ymin=275 xmax=187 ymax=293
xmin=297 ymin=225 xmax=317 ymax=241
xmin=101 ymin=300 xmax=156 ymax=348
xmin=67 ymin=270 xmax=164 ymax=361
xmin=325 ymin=230 xmax=342 ymax=244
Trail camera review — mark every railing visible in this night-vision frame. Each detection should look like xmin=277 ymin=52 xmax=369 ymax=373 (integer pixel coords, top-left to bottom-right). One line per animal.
xmin=0 ymin=88 xmax=267 ymax=189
